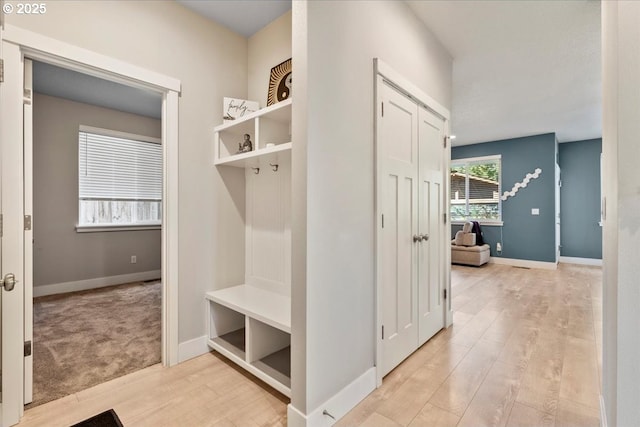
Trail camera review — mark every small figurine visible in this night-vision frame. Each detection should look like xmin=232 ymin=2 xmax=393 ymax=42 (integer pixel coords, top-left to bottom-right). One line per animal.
xmin=237 ymin=134 xmax=253 ymax=153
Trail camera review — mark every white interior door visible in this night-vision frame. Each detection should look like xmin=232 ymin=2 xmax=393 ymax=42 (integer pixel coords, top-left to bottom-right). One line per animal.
xmin=417 ymin=107 xmax=445 ymax=345
xmin=1 ymin=40 xmax=26 ymax=426
xmin=380 ymin=81 xmax=419 ymax=376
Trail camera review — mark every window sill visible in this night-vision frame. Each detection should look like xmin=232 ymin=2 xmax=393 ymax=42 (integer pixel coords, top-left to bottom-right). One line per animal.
xmin=452 ymin=221 xmax=504 ymax=227
xmin=76 ymin=223 xmax=161 ymax=233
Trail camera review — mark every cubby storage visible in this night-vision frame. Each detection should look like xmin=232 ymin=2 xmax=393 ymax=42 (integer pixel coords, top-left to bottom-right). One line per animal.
xmin=207 ymin=100 xmax=292 ymax=397
xmin=214 ymin=98 xmax=291 ymax=166
xmin=206 ymin=286 xmax=291 ymax=396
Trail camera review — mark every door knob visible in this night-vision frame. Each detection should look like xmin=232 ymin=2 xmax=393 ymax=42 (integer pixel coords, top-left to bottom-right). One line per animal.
xmin=413 ymin=235 xmax=423 ymax=243
xmin=1 ymin=273 xmax=17 ymax=291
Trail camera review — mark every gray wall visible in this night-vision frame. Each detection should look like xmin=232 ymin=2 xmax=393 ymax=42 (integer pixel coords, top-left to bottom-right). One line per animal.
xmin=452 ymin=133 xmax=557 ymax=263
xmin=33 ymin=93 xmax=162 ymax=287
xmin=558 ymin=139 xmax=602 ymax=259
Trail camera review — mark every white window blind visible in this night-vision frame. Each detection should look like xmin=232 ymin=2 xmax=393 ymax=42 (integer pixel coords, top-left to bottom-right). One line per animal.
xmin=78 ymin=128 xmax=162 ymax=227
xmin=79 ymin=131 xmax=162 ymax=201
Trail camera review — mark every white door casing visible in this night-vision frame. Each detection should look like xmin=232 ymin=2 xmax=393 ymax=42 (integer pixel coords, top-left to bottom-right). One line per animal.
xmin=0 ymin=25 xmax=181 ymax=425
xmin=555 ymin=163 xmax=561 ymax=263
xmin=23 ymin=58 xmax=33 ymax=405
xmin=379 ymin=81 xmax=419 ymax=377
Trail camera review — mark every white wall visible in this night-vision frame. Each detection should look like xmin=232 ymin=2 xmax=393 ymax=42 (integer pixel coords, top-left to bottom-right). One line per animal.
xmin=602 ymin=1 xmax=640 ymax=426
xmin=291 ymin=0 xmax=452 ymax=418
xmin=248 ymin=11 xmax=292 ymax=108
xmin=7 ymin=1 xmax=248 ymax=344
xmin=33 ymin=93 xmax=161 ymax=288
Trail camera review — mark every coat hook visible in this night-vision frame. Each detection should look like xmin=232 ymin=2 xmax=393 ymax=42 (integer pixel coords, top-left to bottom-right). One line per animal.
xmin=270 ymin=163 xmax=279 ymax=172
xmin=252 ymin=167 xmax=260 ymax=174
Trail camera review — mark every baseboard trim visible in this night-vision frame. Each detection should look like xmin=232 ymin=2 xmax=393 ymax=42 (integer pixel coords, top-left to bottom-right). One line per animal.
xmin=287 ymin=367 xmax=376 ymax=427
xmin=489 ymin=257 xmax=557 ymax=270
xmin=600 ymin=395 xmax=608 ymax=427
xmin=559 ymin=256 xmax=603 ymax=266
xmin=178 ymin=335 xmax=209 ymax=363
xmin=33 ymin=270 xmax=161 ymax=297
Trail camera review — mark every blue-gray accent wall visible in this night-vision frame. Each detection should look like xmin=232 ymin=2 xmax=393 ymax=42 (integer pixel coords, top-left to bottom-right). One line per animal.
xmin=558 ymin=139 xmax=602 ymax=259
xmin=452 ymin=133 xmax=557 ymax=263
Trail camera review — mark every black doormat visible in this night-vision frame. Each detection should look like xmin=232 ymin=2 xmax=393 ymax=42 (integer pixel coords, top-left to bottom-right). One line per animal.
xmin=70 ymin=409 xmax=123 ymax=427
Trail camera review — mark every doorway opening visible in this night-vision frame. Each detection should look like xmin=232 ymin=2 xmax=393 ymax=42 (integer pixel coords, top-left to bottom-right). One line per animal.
xmin=27 ymin=60 xmax=163 ymax=407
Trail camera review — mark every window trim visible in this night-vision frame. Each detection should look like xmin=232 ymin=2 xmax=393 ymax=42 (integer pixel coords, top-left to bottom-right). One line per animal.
xmin=77 ymin=126 xmax=162 ymax=230
xmin=76 ymin=223 xmax=161 ymax=233
xmin=451 ymin=154 xmax=502 ymax=223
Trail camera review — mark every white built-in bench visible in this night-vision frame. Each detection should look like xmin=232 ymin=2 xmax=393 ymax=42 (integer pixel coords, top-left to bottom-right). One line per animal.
xmin=205 ymin=285 xmax=291 ymax=397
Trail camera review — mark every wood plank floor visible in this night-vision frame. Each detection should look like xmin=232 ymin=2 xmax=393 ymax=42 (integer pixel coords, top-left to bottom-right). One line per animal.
xmin=17 ymin=263 xmax=601 ymax=427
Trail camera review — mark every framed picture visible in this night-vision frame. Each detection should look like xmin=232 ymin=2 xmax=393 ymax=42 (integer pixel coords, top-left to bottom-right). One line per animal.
xmin=223 ymin=97 xmax=259 ymax=123
xmin=267 ymin=58 xmax=292 ymax=106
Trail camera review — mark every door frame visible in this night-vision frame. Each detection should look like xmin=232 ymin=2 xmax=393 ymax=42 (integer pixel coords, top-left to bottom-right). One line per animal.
xmin=373 ymin=58 xmax=452 ymax=386
xmin=1 ymin=24 xmax=180 ymax=423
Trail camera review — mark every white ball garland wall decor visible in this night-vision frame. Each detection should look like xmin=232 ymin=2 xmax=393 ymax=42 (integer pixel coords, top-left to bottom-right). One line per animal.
xmin=501 ymin=168 xmax=542 ymax=201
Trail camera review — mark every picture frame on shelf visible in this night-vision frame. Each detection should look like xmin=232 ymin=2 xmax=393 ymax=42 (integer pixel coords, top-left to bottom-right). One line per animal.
xmin=223 ymin=97 xmax=259 ymax=123
xmin=267 ymin=58 xmax=292 ymax=106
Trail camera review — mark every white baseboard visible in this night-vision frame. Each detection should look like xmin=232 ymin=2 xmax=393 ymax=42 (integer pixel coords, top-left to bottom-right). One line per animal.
xmin=287 ymin=367 xmax=376 ymax=427
xmin=600 ymin=395 xmax=608 ymax=427
xmin=489 ymin=257 xmax=557 ymax=270
xmin=178 ymin=335 xmax=209 ymax=363
xmin=559 ymin=256 xmax=603 ymax=266
xmin=33 ymin=270 xmax=161 ymax=297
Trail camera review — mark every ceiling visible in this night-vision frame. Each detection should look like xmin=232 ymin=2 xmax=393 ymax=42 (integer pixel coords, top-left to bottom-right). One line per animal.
xmin=177 ymin=0 xmax=291 ymax=37
xmin=32 ymin=1 xmax=600 ymax=147
xmin=407 ymin=0 xmax=601 ymax=146
xmin=33 ymin=61 xmax=162 ymax=119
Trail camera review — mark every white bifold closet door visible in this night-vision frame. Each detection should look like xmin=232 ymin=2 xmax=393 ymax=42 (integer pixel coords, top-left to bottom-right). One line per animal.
xmin=380 ymin=81 xmax=445 ymax=377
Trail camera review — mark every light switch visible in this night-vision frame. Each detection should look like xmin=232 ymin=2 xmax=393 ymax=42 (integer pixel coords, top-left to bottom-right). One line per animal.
xmin=531 ymin=208 xmax=540 ymax=215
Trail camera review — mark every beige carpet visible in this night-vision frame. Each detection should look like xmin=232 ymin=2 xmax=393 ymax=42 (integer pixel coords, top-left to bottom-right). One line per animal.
xmin=29 ymin=280 xmax=161 ymax=408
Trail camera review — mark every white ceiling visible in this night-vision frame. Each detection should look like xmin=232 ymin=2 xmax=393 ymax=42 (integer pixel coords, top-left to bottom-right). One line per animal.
xmin=177 ymin=0 xmax=291 ymax=37
xmin=407 ymin=0 xmax=601 ymax=146
xmin=32 ymin=1 xmax=600 ymax=147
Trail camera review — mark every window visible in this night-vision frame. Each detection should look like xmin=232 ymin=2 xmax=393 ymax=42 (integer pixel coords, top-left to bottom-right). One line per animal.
xmin=450 ymin=155 xmax=501 ymax=222
xmin=78 ymin=126 xmax=162 ymax=229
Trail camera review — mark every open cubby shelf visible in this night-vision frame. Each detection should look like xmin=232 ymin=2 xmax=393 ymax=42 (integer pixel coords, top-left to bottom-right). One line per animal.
xmin=214 ymin=99 xmax=292 ymax=167
xmin=208 ymin=99 xmax=292 ymax=398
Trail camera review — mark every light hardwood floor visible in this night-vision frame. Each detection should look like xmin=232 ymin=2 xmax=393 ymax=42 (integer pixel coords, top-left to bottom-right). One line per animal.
xmin=17 ymin=263 xmax=601 ymax=427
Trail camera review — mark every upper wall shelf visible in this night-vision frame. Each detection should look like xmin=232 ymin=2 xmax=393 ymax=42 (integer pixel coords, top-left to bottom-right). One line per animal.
xmin=214 ymin=99 xmax=292 ymax=167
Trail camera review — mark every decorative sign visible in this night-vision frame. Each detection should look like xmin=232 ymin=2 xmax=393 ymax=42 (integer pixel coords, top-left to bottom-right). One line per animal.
xmin=501 ymin=168 xmax=542 ymax=201
xmin=223 ymin=97 xmax=259 ymax=123
xmin=267 ymin=58 xmax=292 ymax=106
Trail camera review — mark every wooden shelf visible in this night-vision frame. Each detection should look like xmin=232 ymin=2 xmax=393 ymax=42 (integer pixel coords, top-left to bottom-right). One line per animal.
xmin=205 ymin=285 xmax=291 ymax=333
xmin=209 ymin=328 xmax=245 ymax=359
xmin=214 ymin=142 xmax=291 ymax=168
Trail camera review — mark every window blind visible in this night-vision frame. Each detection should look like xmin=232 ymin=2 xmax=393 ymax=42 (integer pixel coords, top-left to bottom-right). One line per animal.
xmin=79 ymin=131 xmax=162 ymax=201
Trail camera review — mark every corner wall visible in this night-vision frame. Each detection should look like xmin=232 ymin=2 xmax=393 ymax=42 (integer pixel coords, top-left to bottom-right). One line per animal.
xmin=33 ymin=93 xmax=161 ymax=291
xmin=602 ymin=1 xmax=640 ymax=426
xmin=291 ymin=0 xmax=452 ymax=421
xmin=248 ymin=11 xmax=292 ymax=108
xmin=558 ymin=138 xmax=602 ymax=260
xmin=452 ymin=133 xmax=557 ymax=263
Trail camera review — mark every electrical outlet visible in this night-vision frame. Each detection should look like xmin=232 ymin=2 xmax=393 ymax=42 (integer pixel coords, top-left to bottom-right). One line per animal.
xmin=130 ymin=255 xmax=137 ymax=264
xmin=496 ymin=242 xmax=502 ymax=252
